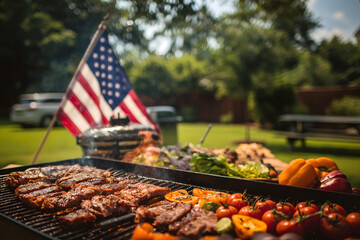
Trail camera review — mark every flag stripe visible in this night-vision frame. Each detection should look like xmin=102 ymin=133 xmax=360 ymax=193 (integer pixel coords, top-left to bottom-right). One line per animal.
xmin=57 ymin=109 xmax=82 ymax=136
xmin=81 ymin=64 xmax=112 ymax=123
xmin=121 ymin=90 xmax=153 ymax=126
xmin=63 ymin=100 xmax=91 ymax=133
xmin=67 ymin=87 xmax=96 ymax=126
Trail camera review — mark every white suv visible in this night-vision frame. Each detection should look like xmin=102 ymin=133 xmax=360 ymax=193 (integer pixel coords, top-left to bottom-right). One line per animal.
xmin=10 ymin=93 xmax=63 ymax=127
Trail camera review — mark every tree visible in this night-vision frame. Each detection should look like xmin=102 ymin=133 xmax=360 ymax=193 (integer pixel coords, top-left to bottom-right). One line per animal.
xmin=212 ymin=23 xmax=299 ymax=129
xmin=316 ymin=36 xmax=360 ymax=86
xmin=233 ymin=0 xmax=319 ymax=49
xmin=129 ymin=55 xmax=175 ymax=101
xmin=0 ymin=0 xmax=214 ymax=116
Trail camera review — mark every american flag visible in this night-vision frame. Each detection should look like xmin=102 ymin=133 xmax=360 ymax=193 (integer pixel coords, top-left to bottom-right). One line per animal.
xmin=57 ymin=30 xmax=158 ymax=136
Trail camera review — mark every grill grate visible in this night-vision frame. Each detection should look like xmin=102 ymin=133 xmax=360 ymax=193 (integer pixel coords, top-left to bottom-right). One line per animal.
xmin=0 ymin=166 xmax=201 ymax=240
xmin=1 ymin=158 xmax=359 ymax=239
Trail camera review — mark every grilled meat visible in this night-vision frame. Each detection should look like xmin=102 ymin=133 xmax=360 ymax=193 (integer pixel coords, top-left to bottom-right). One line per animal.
xmin=18 ymin=190 xmax=66 ymax=208
xmin=176 ymin=207 xmax=217 ymax=239
xmin=41 ymin=185 xmax=98 ymax=211
xmin=59 ymin=209 xmax=97 ymax=229
xmin=58 ymin=182 xmax=171 ymax=229
xmin=14 ymin=181 xmax=55 ymax=195
xmin=5 ymin=165 xmax=112 ymax=189
xmin=153 ymin=202 xmax=192 ymax=230
xmin=135 ymin=200 xmax=177 ymax=223
xmin=116 ymin=182 xmax=171 ymax=206
xmin=80 ymin=194 xmax=129 ymax=218
xmin=5 ymin=169 xmax=52 ymax=188
xmin=168 ymin=206 xmax=210 ymax=233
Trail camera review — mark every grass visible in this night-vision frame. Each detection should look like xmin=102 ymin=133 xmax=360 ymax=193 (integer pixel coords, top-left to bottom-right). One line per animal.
xmin=0 ymin=122 xmax=359 ymax=188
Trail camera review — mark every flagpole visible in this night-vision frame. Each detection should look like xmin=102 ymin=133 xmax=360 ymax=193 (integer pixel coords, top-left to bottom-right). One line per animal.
xmin=31 ymin=14 xmax=110 ymax=165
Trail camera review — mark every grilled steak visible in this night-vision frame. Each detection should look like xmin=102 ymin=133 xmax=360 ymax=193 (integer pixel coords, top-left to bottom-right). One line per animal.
xmin=41 ymin=185 xmax=98 ymax=211
xmin=116 ymin=182 xmax=171 ymax=208
xmin=14 ymin=181 xmax=55 ymax=195
xmin=59 ymin=209 xmax=96 ymax=229
xmin=19 ymin=190 xmax=66 ymax=208
xmin=5 ymin=165 xmax=112 ymax=189
xmin=153 ymin=202 xmax=192 ymax=230
xmin=168 ymin=206 xmax=209 ymax=233
xmin=5 ymin=169 xmax=51 ymax=188
xmin=80 ymin=194 xmax=129 ymax=218
xmin=176 ymin=207 xmax=217 ymax=239
xmin=134 ymin=200 xmax=177 ymax=223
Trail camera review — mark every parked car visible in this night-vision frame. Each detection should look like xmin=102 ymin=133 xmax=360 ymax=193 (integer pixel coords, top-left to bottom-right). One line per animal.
xmin=10 ymin=93 xmax=63 ymax=127
xmin=146 ymin=106 xmax=183 ymax=123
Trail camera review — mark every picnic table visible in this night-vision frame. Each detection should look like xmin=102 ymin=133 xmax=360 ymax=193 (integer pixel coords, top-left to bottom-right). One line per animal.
xmin=276 ymin=114 xmax=360 ymax=150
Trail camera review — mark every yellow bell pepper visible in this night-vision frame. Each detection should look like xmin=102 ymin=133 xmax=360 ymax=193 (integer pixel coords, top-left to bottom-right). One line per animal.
xmin=307 ymin=157 xmax=339 ymax=178
xmin=231 ymin=215 xmax=267 ymax=239
xmin=278 ymin=158 xmax=318 ymax=188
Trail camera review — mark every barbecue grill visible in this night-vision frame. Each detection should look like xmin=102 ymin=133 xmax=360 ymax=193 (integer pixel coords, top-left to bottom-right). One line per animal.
xmin=76 ymin=121 xmax=155 ymax=160
xmin=1 ymin=157 xmax=359 ymax=240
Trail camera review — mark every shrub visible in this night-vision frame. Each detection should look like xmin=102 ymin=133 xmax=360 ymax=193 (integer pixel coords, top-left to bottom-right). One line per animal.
xmin=179 ymin=106 xmax=197 ymax=122
xmin=326 ymin=96 xmax=360 ymax=116
xmin=220 ymin=112 xmax=234 ymax=123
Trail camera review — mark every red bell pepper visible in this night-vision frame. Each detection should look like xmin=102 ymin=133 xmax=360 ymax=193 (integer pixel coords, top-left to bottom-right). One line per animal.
xmin=318 ymin=170 xmax=352 ymax=193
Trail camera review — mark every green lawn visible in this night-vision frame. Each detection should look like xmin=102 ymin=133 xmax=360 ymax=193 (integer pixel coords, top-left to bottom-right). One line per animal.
xmin=1 ymin=122 xmax=359 ymax=188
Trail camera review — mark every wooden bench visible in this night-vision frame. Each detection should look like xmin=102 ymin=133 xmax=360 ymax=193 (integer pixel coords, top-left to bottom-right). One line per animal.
xmin=276 ymin=114 xmax=360 ymax=151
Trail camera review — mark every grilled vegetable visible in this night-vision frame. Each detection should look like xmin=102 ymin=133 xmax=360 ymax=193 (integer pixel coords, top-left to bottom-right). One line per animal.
xmin=193 ymin=188 xmax=229 ymax=206
xmin=231 ymin=215 xmax=267 ymax=239
xmin=202 ymin=201 xmax=221 ymax=212
xmin=278 ymin=158 xmax=318 ymax=188
xmin=132 ymin=222 xmax=180 ymax=240
xmin=216 ymin=217 xmax=234 ymax=234
xmin=164 ymin=189 xmax=199 ymax=205
xmin=318 ymin=170 xmax=352 ymax=193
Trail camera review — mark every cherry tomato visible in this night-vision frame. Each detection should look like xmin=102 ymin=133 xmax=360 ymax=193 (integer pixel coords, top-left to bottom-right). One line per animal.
xmin=352 ymin=187 xmax=360 ymax=195
xmin=227 ymin=193 xmax=249 ymax=211
xmin=295 ymin=201 xmax=319 ymax=212
xmin=320 ymin=213 xmax=351 ymax=240
xmin=216 ymin=205 xmax=238 ymax=219
xmin=264 ymin=199 xmax=276 ymax=210
xmin=255 ymin=199 xmax=276 ymax=214
xmin=322 ymin=203 xmax=347 ymax=217
xmin=261 ymin=210 xmax=284 ymax=234
xmin=238 ymin=206 xmax=262 ymax=220
xmin=276 ymin=219 xmax=304 ymax=236
xmin=293 ymin=206 xmax=320 ymax=233
xmin=276 ymin=202 xmax=295 ymax=217
xmin=345 ymin=212 xmax=360 ymax=236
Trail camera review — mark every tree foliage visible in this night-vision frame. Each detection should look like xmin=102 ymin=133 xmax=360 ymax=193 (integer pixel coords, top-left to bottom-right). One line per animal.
xmin=0 ymin=0 xmax=211 ymax=115
xmin=233 ymin=0 xmax=319 ymax=49
xmin=316 ymin=36 xmax=360 ymax=86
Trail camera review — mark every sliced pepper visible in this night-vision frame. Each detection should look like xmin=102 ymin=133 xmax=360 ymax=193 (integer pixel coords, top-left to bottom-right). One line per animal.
xmin=193 ymin=188 xmax=230 ymax=206
xmin=231 ymin=214 xmax=267 ymax=239
xmin=278 ymin=158 xmax=318 ymax=188
xmin=132 ymin=223 xmax=180 ymax=240
xmin=164 ymin=189 xmax=199 ymax=205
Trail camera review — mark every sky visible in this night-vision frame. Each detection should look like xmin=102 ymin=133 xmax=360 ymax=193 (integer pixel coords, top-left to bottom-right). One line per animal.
xmin=308 ymin=0 xmax=360 ymax=42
